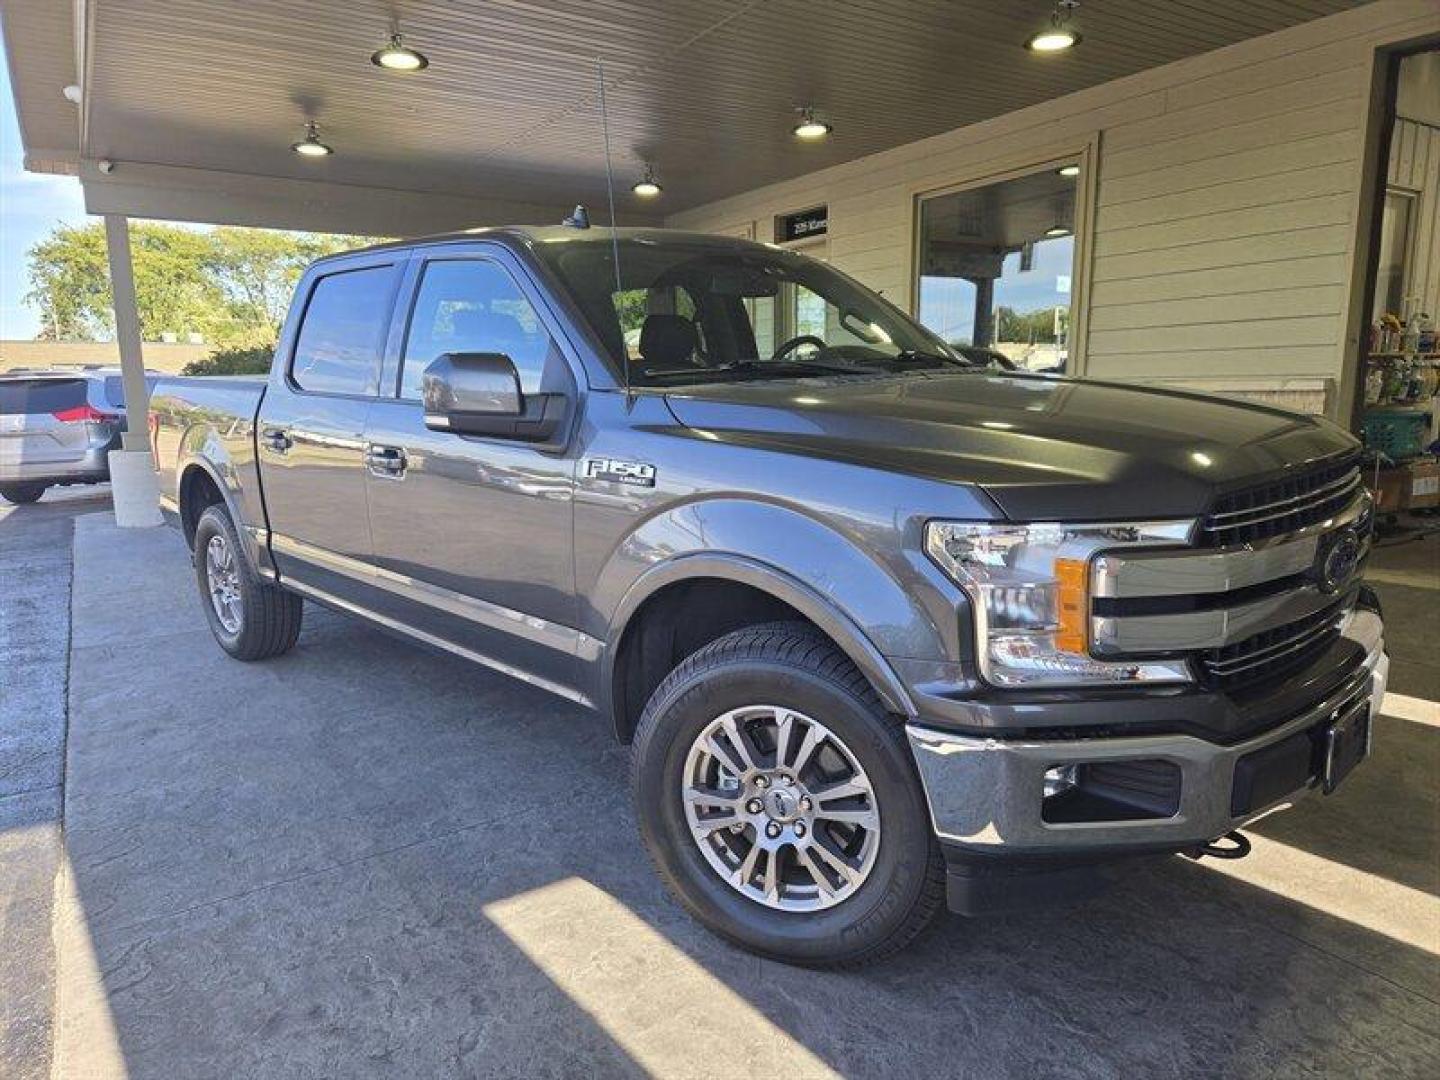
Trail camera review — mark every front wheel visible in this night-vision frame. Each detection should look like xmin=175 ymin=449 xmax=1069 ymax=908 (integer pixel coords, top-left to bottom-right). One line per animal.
xmin=193 ymin=504 xmax=303 ymax=661
xmin=0 ymin=483 xmax=46 ymax=504
xmin=632 ymin=622 xmax=945 ymax=967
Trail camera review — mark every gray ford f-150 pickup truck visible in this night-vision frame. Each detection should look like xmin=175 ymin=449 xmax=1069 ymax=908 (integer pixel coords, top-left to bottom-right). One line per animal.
xmin=152 ymin=226 xmax=1387 ymax=966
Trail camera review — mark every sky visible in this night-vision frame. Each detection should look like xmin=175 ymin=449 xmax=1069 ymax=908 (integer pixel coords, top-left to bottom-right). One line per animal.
xmin=0 ymin=26 xmax=90 ymax=341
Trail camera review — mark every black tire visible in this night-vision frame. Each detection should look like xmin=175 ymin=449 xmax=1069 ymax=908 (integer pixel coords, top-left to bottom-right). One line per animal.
xmin=632 ymin=621 xmax=946 ymax=968
xmin=0 ymin=483 xmax=46 ymax=504
xmin=193 ymin=503 xmax=303 ymax=661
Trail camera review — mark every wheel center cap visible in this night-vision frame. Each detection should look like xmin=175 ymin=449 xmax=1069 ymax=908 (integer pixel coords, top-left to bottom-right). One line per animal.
xmin=763 ymin=787 xmax=801 ymax=822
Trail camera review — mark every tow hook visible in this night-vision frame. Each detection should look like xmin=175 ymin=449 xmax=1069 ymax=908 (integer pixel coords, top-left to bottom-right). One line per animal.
xmin=1183 ymin=830 xmax=1252 ymax=861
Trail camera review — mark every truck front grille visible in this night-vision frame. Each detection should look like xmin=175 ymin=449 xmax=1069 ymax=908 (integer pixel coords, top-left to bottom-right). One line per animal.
xmin=1197 ymin=602 xmax=1345 ymax=690
xmin=1199 ymin=454 xmax=1361 ymax=547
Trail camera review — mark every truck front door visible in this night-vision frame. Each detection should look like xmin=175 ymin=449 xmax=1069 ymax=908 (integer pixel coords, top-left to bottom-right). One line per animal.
xmin=257 ymin=256 xmax=401 ymax=593
xmin=361 ymin=249 xmax=581 ymax=698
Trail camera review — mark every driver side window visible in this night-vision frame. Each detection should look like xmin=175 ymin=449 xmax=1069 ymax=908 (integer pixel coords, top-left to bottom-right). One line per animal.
xmin=400 ymin=260 xmax=559 ymax=400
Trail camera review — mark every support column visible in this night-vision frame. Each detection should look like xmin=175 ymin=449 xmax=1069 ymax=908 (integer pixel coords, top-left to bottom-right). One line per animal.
xmin=103 ymin=214 xmax=162 ymax=527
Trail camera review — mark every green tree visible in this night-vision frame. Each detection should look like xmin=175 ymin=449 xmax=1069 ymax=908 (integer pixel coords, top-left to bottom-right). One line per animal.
xmin=181 ymin=343 xmax=274 ymax=376
xmin=23 ymin=222 xmax=370 ymax=346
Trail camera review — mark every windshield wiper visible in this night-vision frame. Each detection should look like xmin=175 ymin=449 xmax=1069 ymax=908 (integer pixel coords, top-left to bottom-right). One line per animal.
xmin=730 ymin=358 xmax=887 ymax=375
xmin=890 ymin=349 xmax=972 ymax=368
xmin=645 ymin=358 xmax=885 ymax=382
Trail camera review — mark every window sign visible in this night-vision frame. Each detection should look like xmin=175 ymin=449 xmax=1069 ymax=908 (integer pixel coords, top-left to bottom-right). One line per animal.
xmin=776 ymin=206 xmax=828 ymax=243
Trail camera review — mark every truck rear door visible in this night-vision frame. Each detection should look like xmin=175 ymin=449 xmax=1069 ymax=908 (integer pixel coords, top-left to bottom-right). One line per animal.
xmin=256 ymin=254 xmax=403 ymax=594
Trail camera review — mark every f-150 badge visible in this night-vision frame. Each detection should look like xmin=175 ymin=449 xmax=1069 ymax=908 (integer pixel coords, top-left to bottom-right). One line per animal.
xmin=584 ymin=458 xmax=657 ymax=487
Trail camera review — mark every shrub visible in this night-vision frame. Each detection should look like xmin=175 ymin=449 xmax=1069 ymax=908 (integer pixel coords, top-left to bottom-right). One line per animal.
xmin=182 ymin=343 xmax=273 ymax=376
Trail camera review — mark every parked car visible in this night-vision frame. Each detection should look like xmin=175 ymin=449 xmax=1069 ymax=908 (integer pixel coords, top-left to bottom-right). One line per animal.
xmin=0 ymin=368 xmax=150 ymax=504
xmin=150 ymin=227 xmax=1387 ymax=966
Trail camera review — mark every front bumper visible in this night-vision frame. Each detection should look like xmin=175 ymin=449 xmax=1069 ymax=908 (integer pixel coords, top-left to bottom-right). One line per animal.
xmin=905 ymin=610 xmax=1387 ymax=857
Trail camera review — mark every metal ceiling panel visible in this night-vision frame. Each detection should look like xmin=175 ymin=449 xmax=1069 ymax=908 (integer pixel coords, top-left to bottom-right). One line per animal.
xmin=10 ymin=0 xmax=1371 ymax=213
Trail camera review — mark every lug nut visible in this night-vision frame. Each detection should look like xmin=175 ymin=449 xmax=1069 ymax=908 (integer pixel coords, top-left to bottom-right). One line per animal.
xmin=794 ymin=822 xmax=807 ymax=838
xmin=766 ymin=822 xmax=782 ymax=839
xmin=780 ymin=774 xmax=794 ymax=786
xmin=754 ymin=775 xmax=769 ymax=789
xmin=799 ymin=797 xmax=812 ymax=812
xmin=746 ymin=799 xmax=763 ymax=814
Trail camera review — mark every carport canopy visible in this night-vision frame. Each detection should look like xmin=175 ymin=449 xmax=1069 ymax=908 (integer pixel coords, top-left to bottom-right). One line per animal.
xmin=0 ymin=0 xmax=1370 ymax=514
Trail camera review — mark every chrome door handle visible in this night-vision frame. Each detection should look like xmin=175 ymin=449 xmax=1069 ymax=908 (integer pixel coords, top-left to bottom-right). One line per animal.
xmin=365 ymin=443 xmax=407 ymax=479
xmin=260 ymin=428 xmax=292 ymax=454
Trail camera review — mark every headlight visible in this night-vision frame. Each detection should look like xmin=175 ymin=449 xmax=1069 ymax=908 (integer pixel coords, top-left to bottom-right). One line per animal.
xmin=925 ymin=520 xmax=1195 ymax=688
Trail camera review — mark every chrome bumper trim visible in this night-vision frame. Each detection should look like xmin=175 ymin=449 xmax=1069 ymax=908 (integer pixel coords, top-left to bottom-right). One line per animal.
xmin=906 ymin=611 xmax=1386 ymax=853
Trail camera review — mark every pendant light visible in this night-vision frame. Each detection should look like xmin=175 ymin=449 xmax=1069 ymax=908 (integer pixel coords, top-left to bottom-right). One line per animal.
xmin=792 ymin=107 xmax=833 ymax=141
xmin=291 ymin=121 xmax=333 ymax=157
xmin=372 ymin=31 xmax=429 ymax=71
xmin=1026 ymin=0 xmax=1081 ymax=52
xmin=632 ymin=164 xmax=663 ymax=197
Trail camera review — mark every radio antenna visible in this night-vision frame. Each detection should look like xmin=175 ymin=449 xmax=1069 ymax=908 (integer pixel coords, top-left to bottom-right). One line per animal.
xmin=595 ymin=57 xmax=630 ymax=398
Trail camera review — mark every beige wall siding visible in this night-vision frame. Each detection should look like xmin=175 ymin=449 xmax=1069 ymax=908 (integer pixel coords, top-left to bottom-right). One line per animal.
xmin=668 ymin=0 xmax=1440 ymax=414
xmin=0 ymin=341 xmax=209 ymax=375
xmin=1388 ymin=117 xmax=1440 ymax=321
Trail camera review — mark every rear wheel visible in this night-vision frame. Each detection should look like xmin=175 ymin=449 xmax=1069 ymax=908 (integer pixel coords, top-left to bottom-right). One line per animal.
xmin=632 ymin=622 xmax=945 ymax=967
xmin=0 ymin=483 xmax=46 ymax=504
xmin=193 ymin=504 xmax=303 ymax=660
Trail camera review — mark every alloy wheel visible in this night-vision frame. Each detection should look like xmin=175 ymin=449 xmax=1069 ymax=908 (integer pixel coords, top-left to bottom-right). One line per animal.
xmin=205 ymin=533 xmax=243 ymax=634
xmin=681 ymin=705 xmax=881 ymax=911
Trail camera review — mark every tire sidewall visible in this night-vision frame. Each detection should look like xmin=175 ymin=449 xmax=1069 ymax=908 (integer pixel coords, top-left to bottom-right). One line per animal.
xmin=635 ymin=650 xmax=935 ymax=963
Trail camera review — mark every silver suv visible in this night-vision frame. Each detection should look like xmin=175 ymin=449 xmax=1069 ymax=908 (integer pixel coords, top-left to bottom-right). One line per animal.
xmin=0 ymin=368 xmax=150 ymax=504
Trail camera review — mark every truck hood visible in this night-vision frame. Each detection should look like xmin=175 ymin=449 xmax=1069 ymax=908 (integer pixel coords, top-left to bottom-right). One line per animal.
xmin=661 ymin=372 xmax=1358 ymax=520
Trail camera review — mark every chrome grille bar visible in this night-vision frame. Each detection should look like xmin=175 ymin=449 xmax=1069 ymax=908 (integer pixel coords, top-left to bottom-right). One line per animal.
xmin=1202 ymin=469 xmax=1360 ymax=529
xmin=1201 ymin=611 xmax=1342 ymax=679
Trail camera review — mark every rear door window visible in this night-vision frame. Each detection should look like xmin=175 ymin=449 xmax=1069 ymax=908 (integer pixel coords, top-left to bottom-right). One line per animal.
xmin=0 ymin=379 xmax=87 ymax=415
xmin=290 ymin=265 xmax=397 ymax=396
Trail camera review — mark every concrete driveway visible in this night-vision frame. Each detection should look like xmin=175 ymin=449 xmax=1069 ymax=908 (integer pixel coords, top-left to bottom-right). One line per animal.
xmin=2 ymin=497 xmax=1438 ymax=1078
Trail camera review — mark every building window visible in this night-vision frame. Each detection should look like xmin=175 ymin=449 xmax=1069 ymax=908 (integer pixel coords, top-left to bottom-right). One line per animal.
xmin=916 ymin=165 xmax=1078 ymax=374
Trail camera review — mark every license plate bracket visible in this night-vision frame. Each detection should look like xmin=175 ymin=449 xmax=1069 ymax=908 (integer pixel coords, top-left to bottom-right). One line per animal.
xmin=1322 ymin=699 xmax=1370 ymax=795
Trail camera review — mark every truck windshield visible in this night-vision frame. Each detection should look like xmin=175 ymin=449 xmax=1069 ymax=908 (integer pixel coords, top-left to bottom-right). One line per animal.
xmin=533 ymin=237 xmax=969 ymax=387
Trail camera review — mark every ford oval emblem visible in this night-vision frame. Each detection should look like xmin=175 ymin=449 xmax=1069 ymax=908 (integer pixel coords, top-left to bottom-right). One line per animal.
xmin=1315 ymin=528 xmax=1362 ymax=594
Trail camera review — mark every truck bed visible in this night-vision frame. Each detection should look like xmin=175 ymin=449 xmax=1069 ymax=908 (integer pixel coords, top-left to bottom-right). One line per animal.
xmin=150 ymin=375 xmax=267 ymax=536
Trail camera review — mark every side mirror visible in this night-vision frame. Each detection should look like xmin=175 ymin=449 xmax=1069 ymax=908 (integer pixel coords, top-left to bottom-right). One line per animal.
xmin=422 ymin=352 xmax=567 ymax=442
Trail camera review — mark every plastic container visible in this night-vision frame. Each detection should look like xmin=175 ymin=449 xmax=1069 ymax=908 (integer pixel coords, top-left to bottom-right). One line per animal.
xmin=1361 ymin=408 xmax=1430 ymax=461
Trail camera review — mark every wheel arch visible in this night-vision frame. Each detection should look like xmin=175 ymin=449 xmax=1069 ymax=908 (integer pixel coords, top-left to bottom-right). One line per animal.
xmin=176 ymin=456 xmax=268 ymax=576
xmin=604 ymin=553 xmax=918 ymax=744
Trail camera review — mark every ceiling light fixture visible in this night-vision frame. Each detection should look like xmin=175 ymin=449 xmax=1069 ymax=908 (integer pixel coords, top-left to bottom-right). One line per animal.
xmin=371 ymin=31 xmax=429 ymax=71
xmin=1026 ymin=0 xmax=1081 ymax=52
xmin=1056 ymin=163 xmax=1080 ymax=177
xmin=291 ymin=121 xmax=334 ymax=157
xmin=792 ymin=107 xmax=833 ymax=141
xmin=1044 ymin=225 xmax=1071 ymax=237
xmin=632 ymin=164 xmax=663 ymax=197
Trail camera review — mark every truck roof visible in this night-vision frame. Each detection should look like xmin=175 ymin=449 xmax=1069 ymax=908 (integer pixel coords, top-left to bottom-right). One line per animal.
xmin=315 ymin=225 xmax=772 ymax=265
